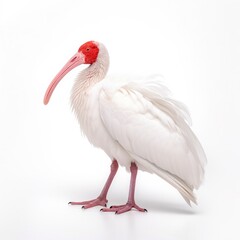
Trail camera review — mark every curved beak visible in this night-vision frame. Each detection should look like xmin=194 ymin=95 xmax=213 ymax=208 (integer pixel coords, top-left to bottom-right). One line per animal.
xmin=43 ymin=52 xmax=85 ymax=105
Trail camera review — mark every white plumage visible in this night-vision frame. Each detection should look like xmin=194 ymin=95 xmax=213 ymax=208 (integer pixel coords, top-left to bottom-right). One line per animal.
xmin=44 ymin=41 xmax=207 ymax=213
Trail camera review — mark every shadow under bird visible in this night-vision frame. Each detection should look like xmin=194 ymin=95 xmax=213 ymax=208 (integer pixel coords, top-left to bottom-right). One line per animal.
xmin=43 ymin=41 xmax=207 ymax=214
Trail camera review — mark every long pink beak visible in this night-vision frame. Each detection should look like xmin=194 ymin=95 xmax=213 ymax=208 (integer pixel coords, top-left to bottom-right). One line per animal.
xmin=43 ymin=52 xmax=85 ymax=105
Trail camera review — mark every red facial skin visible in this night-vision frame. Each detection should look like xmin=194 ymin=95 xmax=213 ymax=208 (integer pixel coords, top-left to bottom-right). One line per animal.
xmin=78 ymin=41 xmax=99 ymax=64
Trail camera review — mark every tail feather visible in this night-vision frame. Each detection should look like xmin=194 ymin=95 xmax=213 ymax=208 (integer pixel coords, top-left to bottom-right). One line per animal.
xmin=156 ymin=167 xmax=197 ymax=206
xmin=134 ymin=155 xmax=197 ymax=205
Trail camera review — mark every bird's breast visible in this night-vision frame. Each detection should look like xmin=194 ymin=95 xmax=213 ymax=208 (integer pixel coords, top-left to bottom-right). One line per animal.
xmin=70 ymin=80 xmax=133 ymax=167
xmin=71 ymin=82 xmax=101 ymax=139
xmin=71 ymin=82 xmax=114 ymax=153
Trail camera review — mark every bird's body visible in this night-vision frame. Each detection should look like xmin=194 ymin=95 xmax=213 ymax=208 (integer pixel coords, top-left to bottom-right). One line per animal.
xmin=44 ymin=41 xmax=206 ymax=213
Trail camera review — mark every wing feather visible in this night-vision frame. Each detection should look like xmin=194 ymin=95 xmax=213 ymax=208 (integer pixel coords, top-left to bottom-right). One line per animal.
xmin=99 ymin=76 xmax=207 ymax=204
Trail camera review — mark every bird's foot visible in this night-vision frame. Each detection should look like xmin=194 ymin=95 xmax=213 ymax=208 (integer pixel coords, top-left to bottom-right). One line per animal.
xmin=68 ymin=197 xmax=108 ymax=209
xmin=100 ymin=202 xmax=147 ymax=214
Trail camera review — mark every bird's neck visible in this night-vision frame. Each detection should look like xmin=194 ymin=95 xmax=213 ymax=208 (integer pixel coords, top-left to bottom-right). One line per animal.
xmin=71 ymin=44 xmax=109 ymax=109
xmin=80 ymin=55 xmax=109 ymax=86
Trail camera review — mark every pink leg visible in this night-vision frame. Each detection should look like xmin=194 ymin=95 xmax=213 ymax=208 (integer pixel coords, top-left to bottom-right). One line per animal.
xmin=101 ymin=162 xmax=147 ymax=214
xmin=69 ymin=160 xmax=118 ymax=209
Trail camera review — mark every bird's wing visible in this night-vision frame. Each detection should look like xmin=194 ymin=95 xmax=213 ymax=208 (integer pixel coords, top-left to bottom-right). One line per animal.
xmin=99 ymin=75 xmax=207 ymax=204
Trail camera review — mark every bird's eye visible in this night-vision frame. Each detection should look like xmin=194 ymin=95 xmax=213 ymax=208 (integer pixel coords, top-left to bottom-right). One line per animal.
xmin=86 ymin=47 xmax=90 ymax=51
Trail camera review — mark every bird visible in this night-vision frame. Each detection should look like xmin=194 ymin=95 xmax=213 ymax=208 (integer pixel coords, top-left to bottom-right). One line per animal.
xmin=43 ymin=40 xmax=207 ymax=214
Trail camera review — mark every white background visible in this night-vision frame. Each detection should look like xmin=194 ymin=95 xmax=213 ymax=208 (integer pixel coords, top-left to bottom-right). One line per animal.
xmin=1 ymin=0 xmax=240 ymax=239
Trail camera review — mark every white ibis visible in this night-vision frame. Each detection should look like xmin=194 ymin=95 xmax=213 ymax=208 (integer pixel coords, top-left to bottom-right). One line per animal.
xmin=44 ymin=41 xmax=206 ymax=214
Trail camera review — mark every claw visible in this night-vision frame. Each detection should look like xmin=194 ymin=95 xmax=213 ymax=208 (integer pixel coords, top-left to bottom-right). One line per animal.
xmin=68 ymin=198 xmax=108 ymax=209
xmin=101 ymin=202 xmax=147 ymax=214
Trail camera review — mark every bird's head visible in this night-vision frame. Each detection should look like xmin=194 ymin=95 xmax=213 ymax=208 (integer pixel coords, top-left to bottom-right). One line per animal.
xmin=43 ymin=41 xmax=100 ymax=105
